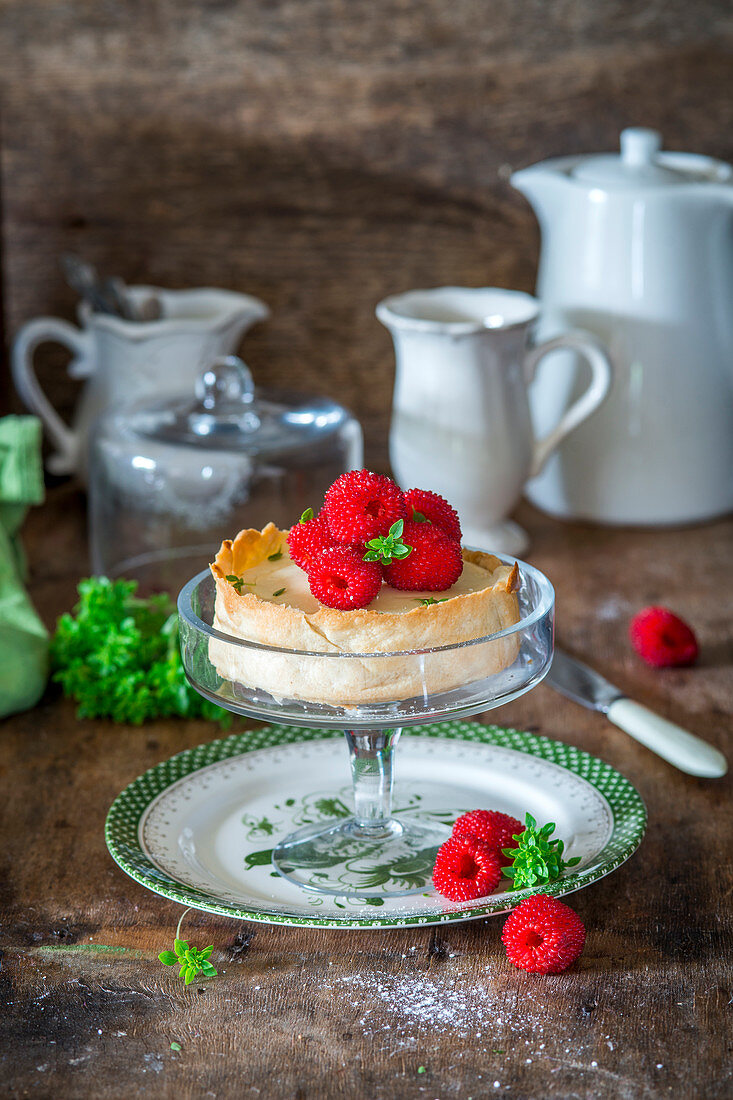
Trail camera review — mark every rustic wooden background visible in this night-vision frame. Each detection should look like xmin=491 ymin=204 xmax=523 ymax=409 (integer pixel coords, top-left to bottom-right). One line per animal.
xmin=2 ymin=0 xmax=733 ymax=460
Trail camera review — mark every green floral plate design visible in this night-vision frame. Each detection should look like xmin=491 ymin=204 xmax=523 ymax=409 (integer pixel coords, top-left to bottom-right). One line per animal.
xmin=105 ymin=722 xmax=647 ymax=930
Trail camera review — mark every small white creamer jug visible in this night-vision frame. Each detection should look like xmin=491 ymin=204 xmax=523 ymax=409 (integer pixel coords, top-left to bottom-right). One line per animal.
xmin=378 ymin=287 xmax=612 ymax=553
xmin=12 ymin=286 xmax=269 ymax=478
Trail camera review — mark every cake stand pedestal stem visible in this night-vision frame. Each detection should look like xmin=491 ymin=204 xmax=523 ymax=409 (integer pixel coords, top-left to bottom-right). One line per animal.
xmin=344 ymin=728 xmax=402 ymax=839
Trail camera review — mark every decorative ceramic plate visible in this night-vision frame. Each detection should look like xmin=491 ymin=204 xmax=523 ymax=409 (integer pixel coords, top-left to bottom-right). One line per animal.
xmin=105 ymin=723 xmax=646 ymax=930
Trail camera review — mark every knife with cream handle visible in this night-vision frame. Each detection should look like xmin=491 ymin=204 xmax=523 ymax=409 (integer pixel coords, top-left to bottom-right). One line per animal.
xmin=547 ymin=649 xmax=727 ymax=778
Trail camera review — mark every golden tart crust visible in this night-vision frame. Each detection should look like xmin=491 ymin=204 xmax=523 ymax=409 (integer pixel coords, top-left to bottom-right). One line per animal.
xmin=209 ymin=523 xmax=521 ymax=705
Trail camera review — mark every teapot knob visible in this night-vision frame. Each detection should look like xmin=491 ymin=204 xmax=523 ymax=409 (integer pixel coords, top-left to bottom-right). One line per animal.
xmin=196 ymin=355 xmax=255 ymax=410
xmin=620 ymin=127 xmax=662 ymax=166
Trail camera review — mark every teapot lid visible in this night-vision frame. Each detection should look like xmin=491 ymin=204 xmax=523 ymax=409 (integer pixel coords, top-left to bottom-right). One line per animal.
xmin=120 ymin=356 xmax=353 ymax=456
xmin=571 ymin=128 xmax=731 ymax=189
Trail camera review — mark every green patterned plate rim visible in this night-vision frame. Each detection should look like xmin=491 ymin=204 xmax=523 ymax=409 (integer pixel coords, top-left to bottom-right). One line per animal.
xmin=105 ymin=722 xmax=647 ymax=929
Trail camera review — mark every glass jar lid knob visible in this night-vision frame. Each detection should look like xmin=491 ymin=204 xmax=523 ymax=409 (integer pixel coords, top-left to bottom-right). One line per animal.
xmin=189 ymin=355 xmax=260 ymax=436
xmin=196 ymin=355 xmax=256 ymax=409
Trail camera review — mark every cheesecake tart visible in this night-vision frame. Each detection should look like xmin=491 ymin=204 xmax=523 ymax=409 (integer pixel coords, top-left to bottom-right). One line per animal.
xmin=209 ymin=523 xmax=521 ymax=705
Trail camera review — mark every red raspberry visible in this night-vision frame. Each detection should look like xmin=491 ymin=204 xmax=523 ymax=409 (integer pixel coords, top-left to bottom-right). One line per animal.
xmin=287 ymin=514 xmax=334 ymax=572
xmin=629 ymin=606 xmax=698 ymax=668
xmin=324 ymin=470 xmax=407 ymax=544
xmin=501 ymin=894 xmax=585 ymax=974
xmin=432 ymin=835 xmax=501 ymax=902
xmin=307 ymin=546 xmax=382 ymax=610
xmin=405 ymin=488 xmax=462 ymax=543
xmin=383 ymin=521 xmax=463 ymax=592
xmin=452 ymin=810 xmax=525 ymax=868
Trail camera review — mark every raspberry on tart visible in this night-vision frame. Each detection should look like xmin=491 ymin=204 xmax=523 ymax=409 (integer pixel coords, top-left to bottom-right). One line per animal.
xmin=324 ymin=470 xmax=407 ymax=544
xmin=452 ymin=810 xmax=525 ymax=867
xmin=432 ymin=835 xmax=502 ymax=902
xmin=307 ymin=546 xmax=382 ymax=611
xmin=501 ymin=894 xmax=586 ymax=974
xmin=405 ymin=488 xmax=462 ymax=543
xmin=287 ymin=513 xmax=333 ymax=572
xmin=383 ymin=520 xmax=463 ymax=592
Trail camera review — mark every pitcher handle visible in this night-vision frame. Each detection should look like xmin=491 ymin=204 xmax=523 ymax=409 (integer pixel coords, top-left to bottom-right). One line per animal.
xmin=524 ymin=330 xmax=613 ymax=478
xmin=11 ymin=317 xmax=93 ymax=475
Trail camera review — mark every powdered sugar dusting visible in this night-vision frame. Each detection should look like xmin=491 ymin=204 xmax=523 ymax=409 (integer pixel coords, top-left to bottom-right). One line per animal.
xmin=328 ymin=966 xmax=556 ymax=1042
xmin=316 ymin=963 xmax=625 ymax=1089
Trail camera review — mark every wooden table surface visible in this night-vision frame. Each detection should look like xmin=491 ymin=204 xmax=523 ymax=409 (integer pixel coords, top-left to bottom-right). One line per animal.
xmin=3 ymin=484 xmax=731 ymax=1100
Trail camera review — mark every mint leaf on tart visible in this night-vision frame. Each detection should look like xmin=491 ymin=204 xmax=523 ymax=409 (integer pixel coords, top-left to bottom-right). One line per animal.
xmin=414 ymin=596 xmax=448 ymax=606
xmin=502 ymin=813 xmax=581 ymax=891
xmin=299 ymin=507 xmax=314 ymax=523
xmin=226 ymin=574 xmax=253 ymax=594
xmin=362 ymin=519 xmax=413 ymax=565
xmin=267 ymin=550 xmax=283 ymax=562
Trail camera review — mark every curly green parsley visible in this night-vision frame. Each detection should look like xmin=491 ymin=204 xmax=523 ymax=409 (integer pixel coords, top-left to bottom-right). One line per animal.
xmin=51 ymin=576 xmax=231 ymax=725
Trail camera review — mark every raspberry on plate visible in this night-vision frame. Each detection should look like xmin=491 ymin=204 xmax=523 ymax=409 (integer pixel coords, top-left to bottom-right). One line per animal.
xmin=287 ymin=513 xmax=333 ymax=572
xmin=324 ymin=470 xmax=407 ymax=544
xmin=405 ymin=488 xmax=462 ymax=543
xmin=452 ymin=810 xmax=525 ymax=867
xmin=307 ymin=546 xmax=382 ymax=610
xmin=629 ymin=606 xmax=699 ymax=667
xmin=383 ymin=520 xmax=463 ymax=592
xmin=501 ymin=894 xmax=586 ymax=974
xmin=432 ymin=835 xmax=501 ymax=902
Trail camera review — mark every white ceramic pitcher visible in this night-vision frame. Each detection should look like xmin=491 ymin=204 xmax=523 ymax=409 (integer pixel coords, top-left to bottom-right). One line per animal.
xmin=378 ymin=287 xmax=612 ymax=553
xmin=12 ymin=286 xmax=269 ymax=477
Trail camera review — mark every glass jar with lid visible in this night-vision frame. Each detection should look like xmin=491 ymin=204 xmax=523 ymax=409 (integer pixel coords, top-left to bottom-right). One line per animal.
xmin=88 ymin=357 xmax=362 ymax=593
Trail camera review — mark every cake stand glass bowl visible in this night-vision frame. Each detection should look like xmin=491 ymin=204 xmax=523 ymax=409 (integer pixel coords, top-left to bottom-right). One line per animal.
xmin=177 ymin=554 xmax=554 ymax=898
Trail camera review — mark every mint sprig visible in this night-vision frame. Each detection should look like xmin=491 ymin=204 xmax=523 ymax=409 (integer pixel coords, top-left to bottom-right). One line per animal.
xmin=362 ymin=519 xmax=413 ymax=565
xmin=299 ymin=508 xmax=314 ymax=523
xmin=502 ymin=812 xmax=580 ymax=891
xmin=159 ymin=941 xmax=216 ymax=985
xmin=159 ymin=909 xmax=218 ymax=986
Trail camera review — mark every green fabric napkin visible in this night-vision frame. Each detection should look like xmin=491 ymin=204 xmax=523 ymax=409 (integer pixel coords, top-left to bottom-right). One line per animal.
xmin=0 ymin=416 xmax=48 ymax=718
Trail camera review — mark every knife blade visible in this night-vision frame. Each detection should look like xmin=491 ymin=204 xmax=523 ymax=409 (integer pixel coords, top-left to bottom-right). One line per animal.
xmin=547 ymin=648 xmax=727 ymax=778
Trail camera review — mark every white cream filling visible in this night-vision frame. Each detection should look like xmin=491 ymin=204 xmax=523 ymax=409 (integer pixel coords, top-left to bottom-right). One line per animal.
xmin=235 ymin=550 xmax=493 ymax=614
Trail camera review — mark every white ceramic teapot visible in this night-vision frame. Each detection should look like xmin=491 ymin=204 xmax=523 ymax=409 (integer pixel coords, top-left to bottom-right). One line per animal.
xmin=512 ymin=127 xmax=733 ymax=525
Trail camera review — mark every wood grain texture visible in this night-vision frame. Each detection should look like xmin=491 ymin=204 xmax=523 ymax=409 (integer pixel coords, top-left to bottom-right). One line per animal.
xmin=2 ymin=1 xmax=733 ymax=462
xmin=1 ymin=484 xmax=731 ymax=1099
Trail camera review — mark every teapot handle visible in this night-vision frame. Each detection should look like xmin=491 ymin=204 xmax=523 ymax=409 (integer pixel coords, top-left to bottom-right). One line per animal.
xmin=11 ymin=317 xmax=93 ymax=475
xmin=524 ymin=331 xmax=613 ymax=478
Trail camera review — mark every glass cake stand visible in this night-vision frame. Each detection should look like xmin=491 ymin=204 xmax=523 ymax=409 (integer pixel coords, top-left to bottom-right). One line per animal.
xmin=177 ymin=555 xmax=554 ymax=899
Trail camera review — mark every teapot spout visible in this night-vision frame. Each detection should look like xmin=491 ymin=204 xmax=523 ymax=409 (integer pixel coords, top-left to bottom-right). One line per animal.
xmin=511 ymin=164 xmax=568 ymax=230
